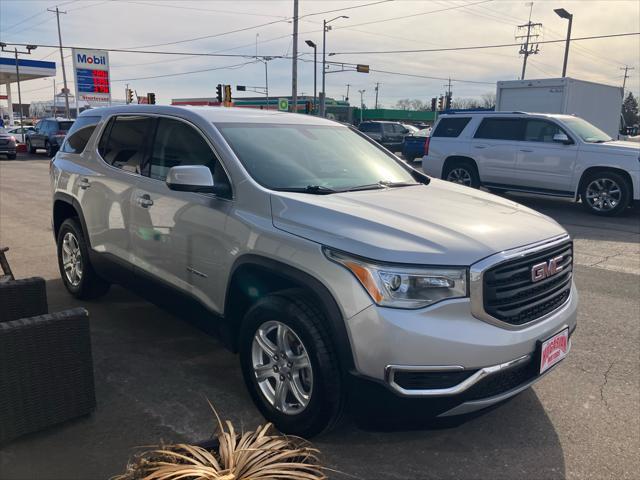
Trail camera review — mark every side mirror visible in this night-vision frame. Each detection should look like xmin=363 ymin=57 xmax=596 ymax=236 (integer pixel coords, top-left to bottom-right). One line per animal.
xmin=553 ymin=133 xmax=572 ymax=144
xmin=166 ymin=165 xmax=216 ymax=194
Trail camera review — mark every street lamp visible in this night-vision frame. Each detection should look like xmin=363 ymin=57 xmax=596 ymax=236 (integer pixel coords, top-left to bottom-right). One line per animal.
xmin=321 ymin=15 xmax=348 ymax=117
xmin=554 ymin=8 xmax=573 ymax=77
xmin=305 ymin=40 xmax=317 ymax=112
xmin=358 ymin=89 xmax=365 ymax=124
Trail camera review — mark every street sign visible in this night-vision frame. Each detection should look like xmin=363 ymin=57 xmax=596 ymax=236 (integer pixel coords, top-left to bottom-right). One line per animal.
xmin=278 ymin=98 xmax=289 ymax=111
xmin=72 ymin=48 xmax=111 ymax=104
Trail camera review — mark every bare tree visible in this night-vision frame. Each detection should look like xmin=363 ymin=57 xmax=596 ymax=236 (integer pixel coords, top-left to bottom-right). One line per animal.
xmin=481 ymin=92 xmax=496 ymax=109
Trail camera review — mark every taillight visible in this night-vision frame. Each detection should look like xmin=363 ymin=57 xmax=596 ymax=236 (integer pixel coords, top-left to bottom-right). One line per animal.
xmin=424 ymin=136 xmax=430 ymax=156
xmin=55 ymin=130 xmax=67 ymax=136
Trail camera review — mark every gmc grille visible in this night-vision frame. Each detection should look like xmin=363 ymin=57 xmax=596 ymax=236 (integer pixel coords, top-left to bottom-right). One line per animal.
xmin=483 ymin=241 xmax=573 ymax=325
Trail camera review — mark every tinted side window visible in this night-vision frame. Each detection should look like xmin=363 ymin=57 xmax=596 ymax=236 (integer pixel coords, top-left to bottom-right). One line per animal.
xmin=61 ymin=116 xmax=101 ymax=153
xmin=523 ymin=119 xmax=565 ymax=143
xmin=382 ymin=124 xmax=395 ymax=134
xmin=359 ymin=123 xmax=379 ymax=133
xmin=98 ymin=115 xmax=153 ymax=174
xmin=474 ymin=118 xmax=525 ymax=141
xmin=432 ymin=118 xmax=471 ymax=138
xmin=147 ymin=118 xmax=230 ymax=195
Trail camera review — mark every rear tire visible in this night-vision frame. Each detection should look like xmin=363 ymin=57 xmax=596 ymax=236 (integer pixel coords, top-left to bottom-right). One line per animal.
xmin=57 ymin=218 xmax=110 ymax=299
xmin=27 ymin=139 xmax=36 ymax=154
xmin=45 ymin=141 xmax=56 ymax=158
xmin=239 ymin=290 xmax=344 ymax=437
xmin=580 ymin=171 xmax=631 ymax=216
xmin=443 ymin=160 xmax=480 ymax=188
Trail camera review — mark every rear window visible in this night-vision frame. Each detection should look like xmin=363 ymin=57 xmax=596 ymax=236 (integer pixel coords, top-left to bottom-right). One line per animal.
xmin=432 ymin=117 xmax=471 ymax=138
xmin=61 ymin=116 xmax=101 ymax=154
xmin=474 ymin=118 xmax=525 ymax=141
xmin=56 ymin=121 xmax=74 ymax=131
xmin=359 ymin=123 xmax=379 ymax=133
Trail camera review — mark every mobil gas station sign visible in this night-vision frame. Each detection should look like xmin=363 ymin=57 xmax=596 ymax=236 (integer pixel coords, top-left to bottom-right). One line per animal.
xmin=72 ymin=48 xmax=111 ymax=103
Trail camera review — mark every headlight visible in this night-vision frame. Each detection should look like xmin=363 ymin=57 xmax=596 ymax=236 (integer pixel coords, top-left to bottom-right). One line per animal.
xmin=324 ymin=248 xmax=468 ymax=309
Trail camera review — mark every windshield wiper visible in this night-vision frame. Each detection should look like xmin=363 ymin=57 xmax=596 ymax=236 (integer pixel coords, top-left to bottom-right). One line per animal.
xmin=378 ymin=180 xmax=421 ymax=187
xmin=276 ymin=185 xmax=337 ymax=194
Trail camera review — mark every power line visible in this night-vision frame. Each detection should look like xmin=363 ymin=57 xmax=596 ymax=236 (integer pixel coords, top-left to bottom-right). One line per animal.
xmin=118 ymin=0 xmax=289 ymax=19
xmin=332 ymin=0 xmax=494 ymax=30
xmin=329 ymin=32 xmax=640 ymax=55
xmin=112 ymin=60 xmax=260 ymax=82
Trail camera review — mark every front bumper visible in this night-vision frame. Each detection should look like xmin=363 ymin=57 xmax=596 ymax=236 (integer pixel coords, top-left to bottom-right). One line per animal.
xmin=0 ymin=146 xmax=17 ymax=154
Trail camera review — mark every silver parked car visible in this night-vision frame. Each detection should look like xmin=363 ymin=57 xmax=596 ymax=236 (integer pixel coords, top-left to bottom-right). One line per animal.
xmin=51 ymin=106 xmax=577 ymax=436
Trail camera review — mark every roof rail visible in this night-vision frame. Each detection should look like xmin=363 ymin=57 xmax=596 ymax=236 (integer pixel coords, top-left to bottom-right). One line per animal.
xmin=443 ymin=110 xmax=528 ymax=115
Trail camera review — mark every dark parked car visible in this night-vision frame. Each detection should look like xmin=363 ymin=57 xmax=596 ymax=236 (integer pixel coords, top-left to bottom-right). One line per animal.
xmin=26 ymin=118 xmax=73 ymax=157
xmin=402 ymin=127 xmax=431 ymax=161
xmin=358 ymin=121 xmax=411 ymax=152
xmin=0 ymin=128 xmax=17 ymax=159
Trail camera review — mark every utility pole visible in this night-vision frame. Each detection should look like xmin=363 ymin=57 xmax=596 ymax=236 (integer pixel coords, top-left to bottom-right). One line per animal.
xmin=48 ymin=7 xmax=70 ymax=118
xmin=291 ymin=0 xmax=299 ymax=113
xmin=358 ymin=89 xmax=365 ymax=123
xmin=621 ymin=65 xmax=634 ymax=91
xmin=374 ymin=82 xmax=380 ymax=109
xmin=345 ymin=83 xmax=351 ymax=102
xmin=515 ymin=2 xmax=542 ymax=80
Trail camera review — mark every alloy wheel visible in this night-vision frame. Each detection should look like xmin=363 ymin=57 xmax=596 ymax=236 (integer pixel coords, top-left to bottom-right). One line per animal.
xmin=61 ymin=232 xmax=83 ymax=286
xmin=585 ymin=178 xmax=622 ymax=212
xmin=251 ymin=320 xmax=313 ymax=415
xmin=447 ymin=167 xmax=472 ymax=186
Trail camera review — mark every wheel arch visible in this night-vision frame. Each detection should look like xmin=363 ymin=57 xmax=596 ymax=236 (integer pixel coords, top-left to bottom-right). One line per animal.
xmin=53 ymin=193 xmax=91 ymax=247
xmin=223 ymin=255 xmax=354 ymax=371
xmin=576 ymin=166 xmax=634 ymax=201
xmin=442 ymin=155 xmax=479 ymax=180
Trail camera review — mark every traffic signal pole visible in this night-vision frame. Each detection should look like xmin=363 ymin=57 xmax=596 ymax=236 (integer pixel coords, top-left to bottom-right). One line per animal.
xmin=48 ymin=7 xmax=70 ymax=118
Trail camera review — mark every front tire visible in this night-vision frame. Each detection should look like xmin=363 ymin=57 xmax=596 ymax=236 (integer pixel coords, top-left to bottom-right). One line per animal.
xmin=57 ymin=218 xmax=110 ymax=299
xmin=27 ymin=139 xmax=36 ymax=154
xmin=580 ymin=171 xmax=631 ymax=216
xmin=443 ymin=160 xmax=480 ymax=188
xmin=7 ymin=153 xmax=16 ymax=160
xmin=239 ymin=290 xmax=344 ymax=437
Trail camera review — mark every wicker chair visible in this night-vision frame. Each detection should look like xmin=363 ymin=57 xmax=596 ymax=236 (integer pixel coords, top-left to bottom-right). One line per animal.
xmin=0 ymin=277 xmax=96 ymax=444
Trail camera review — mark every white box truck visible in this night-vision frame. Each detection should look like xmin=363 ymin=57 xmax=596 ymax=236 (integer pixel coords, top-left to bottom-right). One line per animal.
xmin=495 ymin=77 xmax=623 ymax=138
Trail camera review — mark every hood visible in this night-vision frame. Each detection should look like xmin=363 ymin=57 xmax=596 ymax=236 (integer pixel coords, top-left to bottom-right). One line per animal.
xmin=581 ymin=140 xmax=640 ymax=156
xmin=271 ymin=179 xmax=567 ymax=266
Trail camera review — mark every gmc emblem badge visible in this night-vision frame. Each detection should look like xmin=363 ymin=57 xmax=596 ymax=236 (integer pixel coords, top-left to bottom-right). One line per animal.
xmin=531 ymin=255 xmax=564 ymax=282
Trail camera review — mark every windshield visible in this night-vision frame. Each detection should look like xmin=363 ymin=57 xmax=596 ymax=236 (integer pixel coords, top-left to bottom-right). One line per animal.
xmin=217 ymin=123 xmax=418 ymax=191
xmin=562 ymin=117 xmax=612 ymax=143
xmin=58 ymin=121 xmax=74 ymax=131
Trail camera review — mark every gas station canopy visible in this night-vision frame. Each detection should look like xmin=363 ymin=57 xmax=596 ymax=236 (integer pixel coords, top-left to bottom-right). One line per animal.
xmin=0 ymin=57 xmax=56 ymax=83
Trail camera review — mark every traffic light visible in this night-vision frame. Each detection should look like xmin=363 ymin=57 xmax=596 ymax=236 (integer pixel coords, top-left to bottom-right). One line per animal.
xmin=437 ymin=96 xmax=444 ymax=111
xmin=147 ymin=92 xmax=156 ymax=105
xmin=216 ymin=84 xmax=223 ymax=103
xmin=431 ymin=97 xmax=437 ymax=111
xmin=445 ymin=94 xmax=452 ymax=110
xmin=224 ymin=84 xmax=232 ymax=104
xmin=126 ymin=88 xmax=133 ymax=104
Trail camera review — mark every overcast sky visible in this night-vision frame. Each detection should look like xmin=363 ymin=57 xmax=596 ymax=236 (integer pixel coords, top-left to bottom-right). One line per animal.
xmin=1 ymin=0 xmax=639 ymax=108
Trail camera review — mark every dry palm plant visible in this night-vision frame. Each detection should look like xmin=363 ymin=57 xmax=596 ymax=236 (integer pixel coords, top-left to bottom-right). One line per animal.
xmin=114 ymin=404 xmax=327 ymax=480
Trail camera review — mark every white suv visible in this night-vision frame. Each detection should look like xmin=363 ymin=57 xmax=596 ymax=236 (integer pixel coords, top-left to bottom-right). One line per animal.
xmin=423 ymin=112 xmax=640 ymax=216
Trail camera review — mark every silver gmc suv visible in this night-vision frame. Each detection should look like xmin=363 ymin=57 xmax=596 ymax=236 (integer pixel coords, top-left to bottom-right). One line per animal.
xmin=51 ymin=106 xmax=578 ymax=437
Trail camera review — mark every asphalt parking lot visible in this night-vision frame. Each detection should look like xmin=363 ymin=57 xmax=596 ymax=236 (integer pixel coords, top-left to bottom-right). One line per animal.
xmin=1 ymin=153 xmax=639 ymax=479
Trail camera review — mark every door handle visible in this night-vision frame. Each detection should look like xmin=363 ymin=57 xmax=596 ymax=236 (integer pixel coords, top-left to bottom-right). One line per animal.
xmin=136 ymin=194 xmax=154 ymax=208
xmin=78 ymin=178 xmax=91 ymax=190
xmin=520 ymin=149 xmax=533 ymax=152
